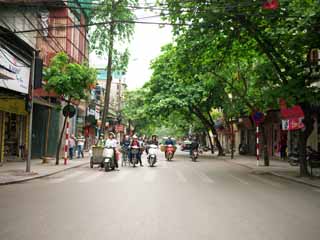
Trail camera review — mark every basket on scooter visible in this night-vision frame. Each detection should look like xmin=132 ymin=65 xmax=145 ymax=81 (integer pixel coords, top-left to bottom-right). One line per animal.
xmin=131 ymin=147 xmax=140 ymax=155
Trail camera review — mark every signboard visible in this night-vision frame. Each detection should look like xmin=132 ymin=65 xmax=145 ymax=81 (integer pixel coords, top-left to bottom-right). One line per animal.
xmin=0 ymin=47 xmax=30 ymax=94
xmin=115 ymin=124 xmax=124 ymax=133
xmin=63 ymin=105 xmax=76 ymax=118
xmin=280 ymin=105 xmax=305 ymax=131
xmin=252 ymin=111 xmax=265 ymax=125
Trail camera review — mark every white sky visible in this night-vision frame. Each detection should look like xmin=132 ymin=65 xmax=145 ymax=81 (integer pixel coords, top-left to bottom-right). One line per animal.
xmin=89 ymin=2 xmax=173 ymax=90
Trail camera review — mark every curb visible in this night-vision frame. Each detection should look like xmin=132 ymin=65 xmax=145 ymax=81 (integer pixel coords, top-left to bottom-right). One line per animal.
xmin=225 ymin=160 xmax=320 ymax=189
xmin=0 ymin=161 xmax=89 ymax=186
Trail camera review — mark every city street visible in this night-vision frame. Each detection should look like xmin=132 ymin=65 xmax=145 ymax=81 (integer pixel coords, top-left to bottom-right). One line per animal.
xmin=0 ymin=151 xmax=320 ymax=240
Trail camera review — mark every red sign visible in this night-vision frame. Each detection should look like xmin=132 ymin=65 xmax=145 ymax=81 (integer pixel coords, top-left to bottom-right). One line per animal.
xmin=281 ymin=105 xmax=305 ymax=131
xmin=282 ymin=118 xmax=304 ymax=131
xmin=280 ymin=105 xmax=305 ymax=119
xmin=115 ymin=124 xmax=124 ymax=133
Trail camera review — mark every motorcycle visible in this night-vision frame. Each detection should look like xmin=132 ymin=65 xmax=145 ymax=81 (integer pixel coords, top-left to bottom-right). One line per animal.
xmin=165 ymin=144 xmax=175 ymax=161
xmin=288 ymin=149 xmax=299 ymax=166
xmin=102 ymin=147 xmax=116 ymax=172
xmin=191 ymin=149 xmax=199 ymax=162
xmin=239 ymin=143 xmax=248 ymax=155
xmin=130 ymin=146 xmax=140 ymax=167
xmin=147 ymin=144 xmax=158 ymax=167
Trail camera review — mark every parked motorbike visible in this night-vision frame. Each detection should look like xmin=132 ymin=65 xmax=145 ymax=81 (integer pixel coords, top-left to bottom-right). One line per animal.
xmin=147 ymin=144 xmax=158 ymax=167
xmin=239 ymin=143 xmax=248 ymax=155
xmin=165 ymin=144 xmax=175 ymax=161
xmin=288 ymin=149 xmax=299 ymax=166
xmin=103 ymin=147 xmax=116 ymax=172
xmin=191 ymin=149 xmax=199 ymax=162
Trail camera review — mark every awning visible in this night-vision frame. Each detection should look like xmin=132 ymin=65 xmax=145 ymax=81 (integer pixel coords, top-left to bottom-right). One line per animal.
xmin=280 ymin=105 xmax=304 ymax=119
xmin=0 ymin=98 xmax=27 ymax=115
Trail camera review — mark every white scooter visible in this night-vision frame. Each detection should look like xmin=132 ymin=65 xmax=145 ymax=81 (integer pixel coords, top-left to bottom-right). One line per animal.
xmin=147 ymin=144 xmax=158 ymax=167
xmin=103 ymin=147 xmax=116 ymax=172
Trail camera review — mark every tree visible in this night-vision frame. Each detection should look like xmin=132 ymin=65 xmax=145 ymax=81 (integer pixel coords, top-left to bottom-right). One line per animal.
xmin=44 ymin=52 xmax=96 ymax=165
xmin=90 ymin=0 xmax=138 ymax=134
xmin=161 ymin=0 xmax=320 ymax=175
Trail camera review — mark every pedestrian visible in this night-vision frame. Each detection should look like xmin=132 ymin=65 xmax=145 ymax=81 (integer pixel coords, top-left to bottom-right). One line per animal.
xmin=279 ymin=135 xmax=287 ymax=161
xmin=130 ymin=135 xmax=143 ymax=167
xmin=69 ymin=134 xmax=76 ymax=160
xmin=77 ymin=133 xmax=85 ymax=158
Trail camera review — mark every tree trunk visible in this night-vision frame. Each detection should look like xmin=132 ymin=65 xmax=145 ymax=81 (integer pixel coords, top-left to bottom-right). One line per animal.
xmin=299 ymin=104 xmax=315 ymax=176
xmin=260 ymin=123 xmax=269 ymax=166
xmin=205 ymin=129 xmax=214 ymax=154
xmin=55 ymin=114 xmax=68 ymax=165
xmin=101 ymin=4 xmax=115 ymax=135
xmin=190 ymin=106 xmax=224 ymax=156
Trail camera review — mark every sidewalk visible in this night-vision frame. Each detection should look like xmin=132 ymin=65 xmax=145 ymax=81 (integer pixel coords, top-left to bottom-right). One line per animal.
xmin=225 ymin=154 xmax=320 ymax=188
xmin=0 ymin=156 xmax=89 ymax=185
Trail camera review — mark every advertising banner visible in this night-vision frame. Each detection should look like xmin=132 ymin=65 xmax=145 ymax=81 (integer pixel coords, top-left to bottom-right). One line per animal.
xmin=0 ymin=47 xmax=30 ymax=94
xmin=280 ymin=105 xmax=305 ymax=131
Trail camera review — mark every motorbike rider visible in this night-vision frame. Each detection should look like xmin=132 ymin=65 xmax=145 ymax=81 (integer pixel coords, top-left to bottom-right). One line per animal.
xmin=121 ymin=135 xmax=131 ymax=158
xmin=96 ymin=134 xmax=105 ymax=147
xmin=146 ymin=135 xmax=159 ymax=154
xmin=105 ymin=132 xmax=119 ymax=169
xmin=165 ymin=136 xmax=175 ymax=159
xmin=130 ymin=135 xmax=143 ymax=167
xmin=190 ymin=136 xmax=200 ymax=157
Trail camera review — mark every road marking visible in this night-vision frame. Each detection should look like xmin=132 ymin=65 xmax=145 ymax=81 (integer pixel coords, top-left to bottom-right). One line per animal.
xmin=249 ymin=174 xmax=284 ymax=188
xmin=49 ymin=171 xmax=85 ymax=184
xmin=78 ymin=171 xmax=105 ymax=183
xmin=197 ymin=171 xmax=215 ymax=183
xmin=143 ymin=171 xmax=157 ymax=182
xmin=228 ymin=174 xmax=250 ymax=185
xmin=109 ymin=171 xmax=130 ymax=182
xmin=175 ymin=170 xmax=187 ymax=183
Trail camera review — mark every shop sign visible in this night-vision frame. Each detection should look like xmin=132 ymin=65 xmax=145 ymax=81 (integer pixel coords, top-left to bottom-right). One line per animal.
xmin=115 ymin=124 xmax=124 ymax=133
xmin=280 ymin=105 xmax=305 ymax=131
xmin=0 ymin=47 xmax=30 ymax=94
xmin=0 ymin=98 xmax=27 ymax=115
xmin=282 ymin=118 xmax=304 ymax=131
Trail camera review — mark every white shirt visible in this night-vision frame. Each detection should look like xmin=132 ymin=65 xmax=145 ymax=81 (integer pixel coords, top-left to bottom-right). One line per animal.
xmin=105 ymin=138 xmax=117 ymax=148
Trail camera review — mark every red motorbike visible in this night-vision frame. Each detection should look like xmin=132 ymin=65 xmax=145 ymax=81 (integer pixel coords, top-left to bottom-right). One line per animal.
xmin=165 ymin=145 xmax=175 ymax=161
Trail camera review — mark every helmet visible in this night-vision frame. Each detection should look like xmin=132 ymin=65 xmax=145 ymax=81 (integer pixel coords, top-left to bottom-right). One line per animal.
xmin=109 ymin=132 xmax=115 ymax=137
xmin=133 ymin=135 xmax=138 ymax=139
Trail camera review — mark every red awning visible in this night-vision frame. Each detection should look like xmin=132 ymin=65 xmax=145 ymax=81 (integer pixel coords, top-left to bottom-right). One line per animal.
xmin=280 ymin=105 xmax=304 ymax=119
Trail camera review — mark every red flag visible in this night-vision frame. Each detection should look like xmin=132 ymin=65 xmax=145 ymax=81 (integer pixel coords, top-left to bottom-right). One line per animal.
xmin=262 ymin=0 xmax=279 ymax=10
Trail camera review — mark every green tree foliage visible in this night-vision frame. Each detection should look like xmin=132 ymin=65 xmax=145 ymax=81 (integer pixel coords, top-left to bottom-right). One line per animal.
xmin=44 ymin=52 xmax=97 ymax=164
xmin=89 ymin=0 xmax=138 ymax=132
xmin=158 ymin=0 xmax=320 ymax=174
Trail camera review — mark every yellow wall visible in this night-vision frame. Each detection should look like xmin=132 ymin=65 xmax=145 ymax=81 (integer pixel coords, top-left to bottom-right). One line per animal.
xmin=0 ymin=99 xmax=27 ymax=115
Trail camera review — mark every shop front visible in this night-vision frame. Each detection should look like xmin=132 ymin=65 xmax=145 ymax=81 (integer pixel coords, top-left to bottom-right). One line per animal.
xmin=0 ymin=26 xmax=33 ymax=164
xmin=0 ymin=99 xmax=28 ymax=163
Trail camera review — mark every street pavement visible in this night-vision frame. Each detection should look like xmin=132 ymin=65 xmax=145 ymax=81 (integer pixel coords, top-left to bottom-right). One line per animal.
xmin=0 ymin=150 xmax=320 ymax=240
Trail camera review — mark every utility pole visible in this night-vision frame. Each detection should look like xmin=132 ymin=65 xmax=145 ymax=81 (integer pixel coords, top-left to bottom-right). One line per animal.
xmin=101 ymin=0 xmax=115 ymax=135
xmin=26 ymin=51 xmax=37 ymax=172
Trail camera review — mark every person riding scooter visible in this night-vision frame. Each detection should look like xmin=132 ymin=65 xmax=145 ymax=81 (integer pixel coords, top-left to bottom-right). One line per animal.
xmin=190 ymin=136 xmax=200 ymax=161
xmin=164 ymin=136 xmax=175 ymax=160
xmin=130 ymin=135 xmax=143 ymax=167
xmin=105 ymin=132 xmax=119 ymax=169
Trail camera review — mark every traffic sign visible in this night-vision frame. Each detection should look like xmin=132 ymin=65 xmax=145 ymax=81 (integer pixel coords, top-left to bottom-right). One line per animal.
xmin=63 ymin=105 xmax=76 ymax=118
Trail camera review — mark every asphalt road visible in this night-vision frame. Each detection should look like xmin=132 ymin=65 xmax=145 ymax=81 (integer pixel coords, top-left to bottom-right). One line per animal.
xmin=1 ymin=150 xmax=320 ymax=240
